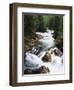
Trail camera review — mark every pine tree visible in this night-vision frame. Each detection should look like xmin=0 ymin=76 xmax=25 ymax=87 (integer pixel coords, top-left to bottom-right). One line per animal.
xmin=37 ymin=15 xmax=46 ymax=32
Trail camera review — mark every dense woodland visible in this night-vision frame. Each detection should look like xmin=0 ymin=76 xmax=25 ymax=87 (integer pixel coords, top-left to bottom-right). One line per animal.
xmin=23 ymin=14 xmax=63 ymax=52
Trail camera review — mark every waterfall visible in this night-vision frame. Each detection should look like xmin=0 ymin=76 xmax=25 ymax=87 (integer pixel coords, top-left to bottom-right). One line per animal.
xmin=24 ymin=29 xmax=64 ymax=74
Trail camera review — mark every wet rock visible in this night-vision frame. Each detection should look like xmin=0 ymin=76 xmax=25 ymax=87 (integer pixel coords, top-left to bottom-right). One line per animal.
xmin=53 ymin=47 xmax=63 ymax=57
xmin=42 ymin=52 xmax=51 ymax=62
xmin=24 ymin=36 xmax=39 ymax=52
xmin=24 ymin=69 xmax=32 ymax=74
xmin=38 ymin=66 xmax=50 ymax=74
xmin=24 ymin=66 xmax=50 ymax=74
xmin=55 ymin=38 xmax=63 ymax=52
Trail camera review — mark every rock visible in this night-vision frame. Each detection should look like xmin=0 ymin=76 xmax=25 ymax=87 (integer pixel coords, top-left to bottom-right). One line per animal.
xmin=24 ymin=69 xmax=32 ymax=74
xmin=53 ymin=47 xmax=63 ymax=57
xmin=38 ymin=66 xmax=50 ymax=74
xmin=55 ymin=38 xmax=63 ymax=52
xmin=42 ymin=52 xmax=52 ymax=62
xmin=24 ymin=36 xmax=39 ymax=52
xmin=24 ymin=66 xmax=50 ymax=74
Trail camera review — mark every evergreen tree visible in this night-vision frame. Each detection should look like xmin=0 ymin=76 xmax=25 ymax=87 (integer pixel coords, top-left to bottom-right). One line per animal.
xmin=53 ymin=16 xmax=60 ymax=39
xmin=24 ymin=15 xmax=37 ymax=37
xmin=47 ymin=15 xmax=62 ymax=39
xmin=37 ymin=15 xmax=46 ymax=32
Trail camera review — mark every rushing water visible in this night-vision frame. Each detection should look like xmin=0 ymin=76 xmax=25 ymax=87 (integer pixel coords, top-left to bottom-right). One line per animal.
xmin=24 ymin=29 xmax=64 ymax=75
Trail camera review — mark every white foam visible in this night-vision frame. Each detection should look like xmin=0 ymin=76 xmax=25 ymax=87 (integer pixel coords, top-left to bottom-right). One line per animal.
xmin=36 ymin=29 xmax=55 ymax=50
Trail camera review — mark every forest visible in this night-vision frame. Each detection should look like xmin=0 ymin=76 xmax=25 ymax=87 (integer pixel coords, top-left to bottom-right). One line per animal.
xmin=23 ymin=14 xmax=63 ymax=52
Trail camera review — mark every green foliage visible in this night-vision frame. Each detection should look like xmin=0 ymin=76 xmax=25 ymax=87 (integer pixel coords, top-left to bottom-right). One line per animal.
xmin=36 ymin=15 xmax=46 ymax=32
xmin=24 ymin=15 xmax=38 ymax=37
xmin=24 ymin=14 xmax=63 ymax=40
xmin=47 ymin=15 xmax=63 ymax=39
